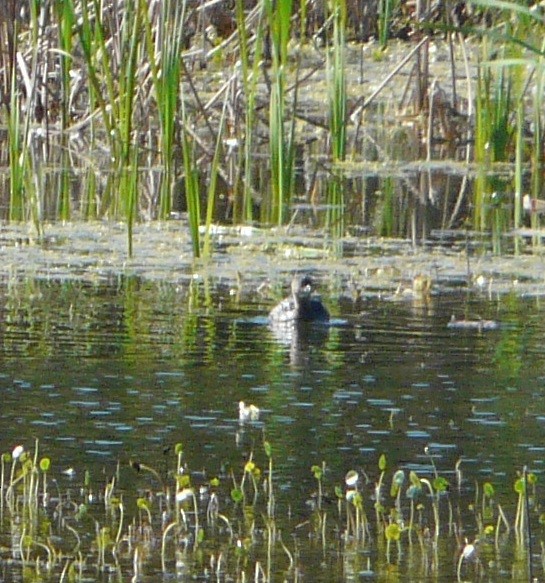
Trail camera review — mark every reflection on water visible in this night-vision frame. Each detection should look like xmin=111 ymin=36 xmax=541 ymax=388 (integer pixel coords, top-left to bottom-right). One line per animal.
xmin=0 ymin=277 xmax=544 ymax=580
xmin=268 ymin=318 xmax=336 ymax=368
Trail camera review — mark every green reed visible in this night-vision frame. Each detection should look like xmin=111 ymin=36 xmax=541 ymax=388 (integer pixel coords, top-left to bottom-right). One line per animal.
xmin=180 ymin=97 xmax=201 ymax=258
xmin=514 ymin=101 xmax=523 ymax=254
xmin=328 ymin=0 xmax=347 ymax=165
xmin=76 ymin=0 xmax=116 ymax=154
xmin=54 ymin=0 xmax=75 ymax=220
xmin=234 ymin=0 xmax=266 ymax=223
xmin=266 ymin=0 xmax=296 ymax=225
xmin=75 ymin=0 xmax=146 ymax=252
xmin=144 ymin=0 xmax=187 ymax=220
xmin=326 ymin=0 xmax=347 ymax=251
xmin=75 ymin=0 xmax=112 ymax=221
xmin=7 ymin=63 xmax=25 ymax=223
xmin=118 ymin=0 xmax=145 ymax=256
xmin=202 ymin=96 xmax=229 ymax=258
xmin=473 ymin=55 xmax=514 ymax=249
xmin=7 ymin=5 xmax=42 ymax=234
xmin=469 ymin=0 xmax=544 ymax=250
xmin=378 ymin=0 xmax=396 ymax=50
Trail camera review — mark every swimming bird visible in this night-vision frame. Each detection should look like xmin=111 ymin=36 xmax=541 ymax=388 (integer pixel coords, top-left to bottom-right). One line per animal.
xmin=268 ymin=275 xmax=330 ymax=323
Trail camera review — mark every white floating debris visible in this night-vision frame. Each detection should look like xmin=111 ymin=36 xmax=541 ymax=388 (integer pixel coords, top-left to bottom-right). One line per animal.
xmin=239 ymin=401 xmax=260 ymax=422
xmin=447 ymin=315 xmax=499 ymax=331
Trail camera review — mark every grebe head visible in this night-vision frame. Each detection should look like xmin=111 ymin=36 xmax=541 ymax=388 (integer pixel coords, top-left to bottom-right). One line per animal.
xmin=292 ymin=275 xmax=314 ymax=299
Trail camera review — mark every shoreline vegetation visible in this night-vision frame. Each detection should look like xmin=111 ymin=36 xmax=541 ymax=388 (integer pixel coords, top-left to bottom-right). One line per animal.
xmin=0 ymin=0 xmax=543 ymax=257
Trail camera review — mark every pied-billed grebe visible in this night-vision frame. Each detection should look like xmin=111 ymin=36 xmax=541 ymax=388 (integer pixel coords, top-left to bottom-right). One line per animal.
xmin=268 ymin=275 xmax=329 ymax=323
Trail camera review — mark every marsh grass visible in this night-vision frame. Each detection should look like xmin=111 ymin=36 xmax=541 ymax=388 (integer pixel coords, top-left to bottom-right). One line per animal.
xmin=75 ymin=0 xmax=117 ymax=154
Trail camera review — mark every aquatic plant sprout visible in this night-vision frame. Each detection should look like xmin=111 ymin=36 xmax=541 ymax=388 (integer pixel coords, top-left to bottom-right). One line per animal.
xmin=0 ymin=438 xmax=542 ymax=580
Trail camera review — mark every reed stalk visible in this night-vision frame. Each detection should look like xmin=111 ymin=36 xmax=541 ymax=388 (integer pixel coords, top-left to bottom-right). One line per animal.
xmin=266 ymin=0 xmax=295 ymax=225
xmin=180 ymin=99 xmax=201 ymax=259
xmin=202 ymin=94 xmax=229 ymax=258
xmin=234 ymin=0 xmax=266 ymax=223
xmin=326 ymin=0 xmax=347 ymax=251
xmin=54 ymin=0 xmax=75 ymax=220
xmin=328 ymin=0 xmax=347 ymax=164
xmin=378 ymin=0 xmax=396 ymax=50
xmin=473 ymin=51 xmax=514 ymax=240
xmin=117 ymin=0 xmax=145 ymax=256
xmin=513 ymin=101 xmax=523 ymax=255
xmin=144 ymin=0 xmax=187 ymax=220
xmin=8 ymin=63 xmax=25 ymax=222
xmin=75 ymin=0 xmax=117 ymax=155
xmin=8 ymin=4 xmax=41 ymax=234
xmin=529 ymin=41 xmax=545 ymax=249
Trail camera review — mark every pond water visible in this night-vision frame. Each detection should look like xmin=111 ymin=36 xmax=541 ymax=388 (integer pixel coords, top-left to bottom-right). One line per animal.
xmin=0 ymin=273 xmax=544 ymax=581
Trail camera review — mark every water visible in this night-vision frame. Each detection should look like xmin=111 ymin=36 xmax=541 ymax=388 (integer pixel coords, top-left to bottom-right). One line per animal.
xmin=0 ymin=276 xmax=543 ymax=581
